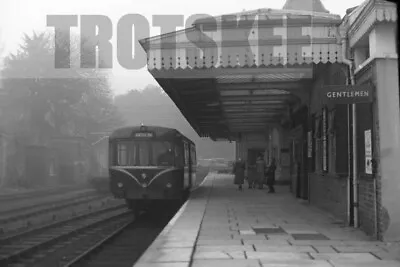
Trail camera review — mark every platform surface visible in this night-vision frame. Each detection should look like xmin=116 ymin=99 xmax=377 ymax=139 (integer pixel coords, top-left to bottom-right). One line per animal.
xmin=135 ymin=173 xmax=400 ymax=267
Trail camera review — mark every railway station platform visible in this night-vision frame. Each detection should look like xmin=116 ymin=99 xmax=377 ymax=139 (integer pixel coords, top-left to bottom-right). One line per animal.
xmin=135 ymin=173 xmax=400 ymax=267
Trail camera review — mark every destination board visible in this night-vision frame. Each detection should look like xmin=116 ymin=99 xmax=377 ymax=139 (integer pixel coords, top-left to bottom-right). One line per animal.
xmin=134 ymin=132 xmax=154 ymax=138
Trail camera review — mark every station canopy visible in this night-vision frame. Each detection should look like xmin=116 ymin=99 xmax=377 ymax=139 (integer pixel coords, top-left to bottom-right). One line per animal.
xmin=140 ymin=0 xmax=343 ymax=141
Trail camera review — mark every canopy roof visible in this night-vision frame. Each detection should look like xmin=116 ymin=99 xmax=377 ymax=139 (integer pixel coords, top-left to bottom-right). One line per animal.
xmin=140 ymin=1 xmax=347 ymax=140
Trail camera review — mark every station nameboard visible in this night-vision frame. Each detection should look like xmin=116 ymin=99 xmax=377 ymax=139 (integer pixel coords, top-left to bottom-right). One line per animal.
xmin=322 ymin=84 xmax=373 ymax=104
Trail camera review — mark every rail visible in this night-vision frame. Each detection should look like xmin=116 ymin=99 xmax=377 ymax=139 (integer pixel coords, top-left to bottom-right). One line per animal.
xmin=0 ymin=204 xmax=130 ymax=266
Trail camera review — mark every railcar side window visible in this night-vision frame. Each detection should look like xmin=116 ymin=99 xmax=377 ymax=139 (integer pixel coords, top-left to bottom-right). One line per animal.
xmin=184 ymin=142 xmax=189 ymax=166
xmin=190 ymin=144 xmax=196 ymax=165
xmin=175 ymin=145 xmax=184 ymax=167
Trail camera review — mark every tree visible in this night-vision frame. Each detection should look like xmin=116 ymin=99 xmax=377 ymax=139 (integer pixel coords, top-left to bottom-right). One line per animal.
xmin=1 ymin=31 xmax=123 ymax=145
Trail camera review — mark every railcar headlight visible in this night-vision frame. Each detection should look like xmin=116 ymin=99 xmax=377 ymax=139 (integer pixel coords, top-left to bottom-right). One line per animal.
xmin=166 ymin=183 xmax=172 ymax=188
xmin=117 ymin=182 xmax=123 ymax=188
xmin=142 ymin=183 xmax=148 ymax=188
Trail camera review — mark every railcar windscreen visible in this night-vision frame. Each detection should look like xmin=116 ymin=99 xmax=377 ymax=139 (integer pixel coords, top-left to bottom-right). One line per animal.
xmin=114 ymin=140 xmax=175 ymax=167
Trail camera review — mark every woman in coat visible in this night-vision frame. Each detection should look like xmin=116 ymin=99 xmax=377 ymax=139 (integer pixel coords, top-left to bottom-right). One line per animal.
xmin=266 ymin=158 xmax=277 ymax=193
xmin=233 ymin=158 xmax=245 ymax=191
xmin=256 ymin=155 xmax=266 ymax=189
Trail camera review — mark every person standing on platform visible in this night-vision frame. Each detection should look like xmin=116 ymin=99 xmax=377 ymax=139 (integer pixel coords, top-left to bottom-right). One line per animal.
xmin=233 ymin=158 xmax=245 ymax=191
xmin=247 ymin=160 xmax=256 ymax=189
xmin=256 ymin=154 xmax=266 ymax=189
xmin=266 ymin=158 xmax=277 ymax=193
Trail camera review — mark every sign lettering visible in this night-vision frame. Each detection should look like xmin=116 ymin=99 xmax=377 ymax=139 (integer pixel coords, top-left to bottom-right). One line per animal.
xmin=322 ymin=84 xmax=373 ymax=104
xmin=134 ymin=132 xmax=154 ymax=138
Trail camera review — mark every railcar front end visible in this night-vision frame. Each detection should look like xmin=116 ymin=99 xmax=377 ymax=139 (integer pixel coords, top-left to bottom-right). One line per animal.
xmin=108 ymin=126 xmax=193 ymax=215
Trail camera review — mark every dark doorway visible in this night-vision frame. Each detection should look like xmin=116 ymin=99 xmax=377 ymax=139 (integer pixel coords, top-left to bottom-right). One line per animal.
xmin=290 ymin=128 xmax=308 ymax=200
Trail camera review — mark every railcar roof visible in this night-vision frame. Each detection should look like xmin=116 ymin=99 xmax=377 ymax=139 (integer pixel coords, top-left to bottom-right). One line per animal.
xmin=109 ymin=125 xmax=193 ymax=143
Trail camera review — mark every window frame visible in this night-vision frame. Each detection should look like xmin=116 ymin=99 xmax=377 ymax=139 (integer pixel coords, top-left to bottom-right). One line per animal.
xmin=184 ymin=142 xmax=189 ymax=166
xmin=113 ymin=139 xmax=177 ymax=167
xmin=314 ymin=115 xmax=322 ymax=172
xmin=328 ymin=109 xmax=337 ymax=174
xmin=175 ymin=143 xmax=184 ymax=167
xmin=190 ymin=144 xmax=196 ymax=165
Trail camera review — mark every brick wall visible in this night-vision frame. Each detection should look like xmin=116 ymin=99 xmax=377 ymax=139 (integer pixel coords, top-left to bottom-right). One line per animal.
xmin=309 ymin=173 xmax=348 ymax=223
xmin=308 ymin=63 xmax=349 ymax=223
xmin=358 ymin=175 xmax=377 ymax=238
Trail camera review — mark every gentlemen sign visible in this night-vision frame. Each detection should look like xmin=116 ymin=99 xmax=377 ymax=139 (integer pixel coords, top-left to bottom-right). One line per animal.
xmin=322 ymin=84 xmax=373 ymax=104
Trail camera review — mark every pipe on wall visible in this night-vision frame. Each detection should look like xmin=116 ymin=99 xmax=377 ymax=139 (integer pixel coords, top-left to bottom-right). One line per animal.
xmin=341 ymin=33 xmax=359 ymax=228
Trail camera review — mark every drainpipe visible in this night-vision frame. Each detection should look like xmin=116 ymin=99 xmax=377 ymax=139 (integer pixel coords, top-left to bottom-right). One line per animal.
xmin=341 ymin=34 xmax=358 ymax=228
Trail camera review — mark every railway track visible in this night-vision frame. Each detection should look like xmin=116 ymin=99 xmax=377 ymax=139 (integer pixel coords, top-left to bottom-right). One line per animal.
xmin=0 ymin=193 xmax=109 ymax=226
xmin=63 ymin=204 xmax=181 ymax=267
xmin=0 ymin=184 xmax=90 ymax=202
xmin=0 ymin=203 xmax=129 ymax=267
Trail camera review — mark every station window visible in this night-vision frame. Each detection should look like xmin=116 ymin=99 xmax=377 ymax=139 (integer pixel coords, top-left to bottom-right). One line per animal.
xmin=314 ymin=107 xmax=332 ymax=173
xmin=314 ymin=116 xmax=322 ymax=172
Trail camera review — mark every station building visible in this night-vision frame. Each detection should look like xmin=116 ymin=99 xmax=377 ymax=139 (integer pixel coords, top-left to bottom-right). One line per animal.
xmin=140 ymin=0 xmax=399 ymax=241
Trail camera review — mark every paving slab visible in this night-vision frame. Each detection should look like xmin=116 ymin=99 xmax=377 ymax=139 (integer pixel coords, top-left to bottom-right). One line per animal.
xmin=266 ymin=234 xmax=293 ymax=240
xmin=135 ymin=263 xmax=189 ymax=267
xmin=239 ymin=229 xmax=257 ymax=235
xmin=310 ymin=252 xmax=380 ymax=261
xmin=192 ymin=259 xmax=261 ymax=267
xmin=195 ymin=245 xmax=254 ymax=252
xmin=197 ymin=235 xmax=233 ymax=241
xmin=244 ymin=239 xmax=292 ymax=246
xmin=194 ymin=251 xmax=246 ymax=259
xmin=329 ymin=261 xmax=400 ymax=267
xmin=312 ymin=246 xmax=339 ymax=253
xmin=260 ymin=259 xmax=333 ymax=267
xmin=333 ymin=245 xmax=387 ymax=253
xmin=246 ymin=251 xmax=312 ymax=260
xmin=232 ymin=234 xmax=268 ymax=240
xmin=197 ymin=239 xmax=243 ymax=246
xmin=372 ymin=250 xmax=400 ymax=261
xmin=254 ymin=244 xmax=316 ymax=253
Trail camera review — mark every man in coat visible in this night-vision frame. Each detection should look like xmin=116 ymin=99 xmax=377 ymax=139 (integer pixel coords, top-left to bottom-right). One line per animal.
xmin=233 ymin=158 xmax=245 ymax=191
xmin=266 ymin=158 xmax=277 ymax=193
